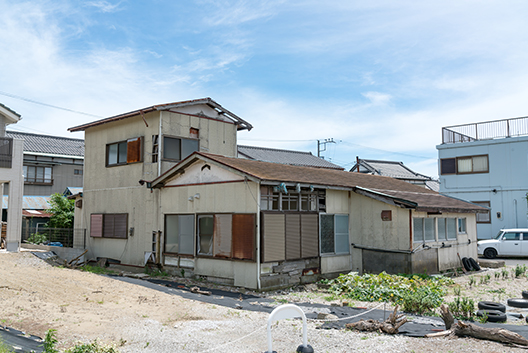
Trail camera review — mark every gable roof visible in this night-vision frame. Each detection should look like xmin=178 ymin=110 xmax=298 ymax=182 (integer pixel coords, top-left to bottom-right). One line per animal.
xmin=238 ymin=145 xmax=343 ymax=170
xmin=151 ymin=152 xmax=485 ymax=214
xmin=68 ymin=97 xmax=252 ymax=132
xmin=6 ymin=131 xmax=85 ymax=157
xmin=351 ymin=158 xmax=440 ymax=191
xmin=0 ymin=103 xmax=21 ymax=124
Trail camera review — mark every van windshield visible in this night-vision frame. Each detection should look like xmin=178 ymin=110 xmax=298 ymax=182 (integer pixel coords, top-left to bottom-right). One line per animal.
xmin=495 ymin=231 xmax=504 ymax=239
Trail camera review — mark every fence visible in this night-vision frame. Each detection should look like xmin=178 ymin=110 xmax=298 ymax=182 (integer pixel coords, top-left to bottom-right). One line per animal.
xmin=22 ymin=227 xmax=86 ymax=249
xmin=442 ymin=116 xmax=528 ymax=144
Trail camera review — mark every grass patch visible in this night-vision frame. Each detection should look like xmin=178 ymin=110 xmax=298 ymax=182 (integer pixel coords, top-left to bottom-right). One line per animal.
xmin=80 ymin=265 xmax=115 ymax=275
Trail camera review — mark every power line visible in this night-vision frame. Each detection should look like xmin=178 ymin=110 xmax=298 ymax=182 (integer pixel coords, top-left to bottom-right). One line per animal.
xmin=0 ymin=90 xmax=103 ymax=118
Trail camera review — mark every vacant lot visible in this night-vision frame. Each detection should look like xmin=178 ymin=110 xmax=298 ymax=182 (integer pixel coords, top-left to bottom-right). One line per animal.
xmin=1 ymin=251 xmax=527 ymax=352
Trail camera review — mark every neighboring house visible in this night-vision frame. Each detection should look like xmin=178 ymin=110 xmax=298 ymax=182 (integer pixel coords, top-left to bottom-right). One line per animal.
xmin=0 ymin=104 xmax=24 ymax=251
xmin=238 ymin=145 xmax=343 ymax=170
xmin=4 ymin=131 xmax=84 ymax=196
xmin=437 ymin=116 xmax=528 ymax=239
xmin=2 ymin=196 xmax=52 ymax=239
xmin=68 ymin=98 xmax=484 ymax=290
xmin=350 ymin=158 xmax=440 ymax=192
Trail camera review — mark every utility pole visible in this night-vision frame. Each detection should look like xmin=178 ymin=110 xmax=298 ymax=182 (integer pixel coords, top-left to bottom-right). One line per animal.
xmin=317 ymin=138 xmax=335 ymax=158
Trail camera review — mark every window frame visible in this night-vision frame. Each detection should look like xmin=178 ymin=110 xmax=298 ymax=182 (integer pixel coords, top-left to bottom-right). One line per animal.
xmin=440 ymin=155 xmax=489 ymax=175
xmin=162 ymin=135 xmax=199 ymax=162
xmin=320 ymin=213 xmax=349 ymax=256
xmin=473 ymin=201 xmax=491 ymax=223
xmin=106 ymin=137 xmax=143 ymax=167
xmin=260 ymin=186 xmax=320 ymax=212
xmin=90 ymin=213 xmax=128 ymax=239
xmin=458 ymin=218 xmax=467 ymax=234
xmin=164 ymin=214 xmax=195 ymax=256
xmin=23 ymin=165 xmax=53 ymax=185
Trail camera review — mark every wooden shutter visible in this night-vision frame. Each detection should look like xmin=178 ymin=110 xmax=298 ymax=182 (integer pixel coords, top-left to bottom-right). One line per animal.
xmin=232 ymin=214 xmax=255 ymax=260
xmin=262 ymin=213 xmax=285 ymax=262
xmin=90 ymin=214 xmax=103 ymax=237
xmin=301 ymin=213 xmax=318 ymax=258
xmin=214 ymin=214 xmax=232 ymax=258
xmin=127 ymin=137 xmax=142 ymax=163
xmin=285 ymin=214 xmax=301 ymax=260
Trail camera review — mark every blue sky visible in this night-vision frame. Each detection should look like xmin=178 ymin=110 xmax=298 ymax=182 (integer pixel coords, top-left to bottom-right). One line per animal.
xmin=1 ymin=0 xmax=528 ymax=177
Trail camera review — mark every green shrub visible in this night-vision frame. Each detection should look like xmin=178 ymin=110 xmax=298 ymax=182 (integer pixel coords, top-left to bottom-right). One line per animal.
xmin=66 ymin=340 xmax=120 ymax=353
xmin=325 ymin=271 xmax=451 ymax=314
xmin=447 ymin=296 xmax=475 ymax=320
xmin=27 ymin=232 xmax=48 ymax=245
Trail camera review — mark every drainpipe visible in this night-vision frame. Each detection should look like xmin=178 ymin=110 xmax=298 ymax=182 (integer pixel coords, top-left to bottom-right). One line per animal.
xmin=409 ymin=209 xmax=413 ymax=251
xmin=256 ymin=183 xmax=261 ymax=291
xmin=158 ymin=111 xmax=163 ymax=177
xmin=514 ymin=199 xmax=518 ymax=228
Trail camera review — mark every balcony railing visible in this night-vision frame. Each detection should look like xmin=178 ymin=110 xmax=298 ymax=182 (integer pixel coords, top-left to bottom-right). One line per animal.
xmin=442 ymin=116 xmax=528 ymax=144
xmin=0 ymin=137 xmax=12 ymax=168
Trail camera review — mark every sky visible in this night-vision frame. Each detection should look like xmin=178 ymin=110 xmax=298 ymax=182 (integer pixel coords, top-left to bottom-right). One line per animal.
xmin=1 ymin=0 xmax=528 ymax=177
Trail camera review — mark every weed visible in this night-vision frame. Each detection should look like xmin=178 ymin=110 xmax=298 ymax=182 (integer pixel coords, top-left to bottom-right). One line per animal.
xmin=27 ymin=232 xmax=48 ymax=245
xmin=515 ymin=264 xmax=527 ymax=278
xmin=42 ymin=329 xmax=59 ymax=353
xmin=501 ymin=268 xmax=509 ymax=279
xmin=81 ymin=265 xmax=114 ymax=275
xmin=0 ymin=337 xmax=13 ymax=353
xmin=494 ymin=271 xmax=500 ymax=280
xmin=453 ymin=285 xmax=461 ymax=296
xmin=447 ymin=297 xmax=475 ymax=320
xmin=468 ymin=276 xmax=475 ymax=287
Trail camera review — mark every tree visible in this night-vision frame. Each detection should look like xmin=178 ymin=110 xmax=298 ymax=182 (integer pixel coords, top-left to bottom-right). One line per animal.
xmin=46 ymin=193 xmax=75 ymax=229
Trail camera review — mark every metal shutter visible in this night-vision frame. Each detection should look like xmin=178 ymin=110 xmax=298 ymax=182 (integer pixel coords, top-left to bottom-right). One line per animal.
xmin=301 ymin=213 xmax=319 ymax=258
xmin=262 ymin=213 xmax=285 ymax=262
xmin=232 ymin=214 xmax=255 ymax=260
xmin=285 ymin=214 xmax=301 ymax=260
xmin=90 ymin=214 xmax=103 ymax=237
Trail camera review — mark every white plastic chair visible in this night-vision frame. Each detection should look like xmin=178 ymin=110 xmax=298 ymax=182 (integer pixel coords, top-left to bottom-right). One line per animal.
xmin=266 ymin=304 xmax=314 ymax=353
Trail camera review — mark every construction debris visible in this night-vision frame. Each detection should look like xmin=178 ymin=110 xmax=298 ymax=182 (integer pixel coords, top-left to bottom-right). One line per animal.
xmin=345 ymin=306 xmax=407 ymax=334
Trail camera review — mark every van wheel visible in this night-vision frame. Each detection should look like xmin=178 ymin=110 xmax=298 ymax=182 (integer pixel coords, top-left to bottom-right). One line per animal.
xmin=483 ymin=248 xmax=497 ymax=259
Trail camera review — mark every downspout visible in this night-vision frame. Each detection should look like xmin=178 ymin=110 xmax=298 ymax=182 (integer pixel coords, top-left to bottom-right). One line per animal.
xmin=514 ymin=199 xmax=518 ymax=228
xmin=409 ymin=209 xmax=413 ymax=251
xmin=158 ymin=111 xmax=163 ymax=177
xmin=256 ymin=183 xmax=261 ymax=291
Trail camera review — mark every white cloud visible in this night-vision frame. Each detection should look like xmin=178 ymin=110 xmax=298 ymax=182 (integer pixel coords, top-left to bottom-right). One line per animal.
xmin=361 ymin=92 xmax=392 ymax=106
xmin=85 ymin=1 xmax=123 ymax=13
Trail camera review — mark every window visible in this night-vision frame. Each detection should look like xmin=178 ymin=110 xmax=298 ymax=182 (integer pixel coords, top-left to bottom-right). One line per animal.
xmin=163 ymin=136 xmax=199 ymax=161
xmin=165 ymin=214 xmax=194 ymax=255
xmin=413 ymin=218 xmax=424 ymax=242
xmin=424 ymin=218 xmax=435 ymax=242
xmin=440 ymin=155 xmax=489 ymax=175
xmin=320 ymin=214 xmax=349 ymax=255
xmin=90 ymin=214 xmax=128 ymax=239
xmin=503 ymin=232 xmax=521 ymax=241
xmin=197 ymin=215 xmax=214 ymax=255
xmin=74 ymin=169 xmax=83 ymax=175
xmin=106 ymin=137 xmax=142 ymax=166
xmin=174 ymin=214 xmax=254 ymax=260
xmin=24 ymin=165 xmax=52 ymax=184
xmin=260 ymin=186 xmax=319 ymax=212
xmin=437 ymin=218 xmax=457 ymax=240
xmin=458 ymin=218 xmax=467 ymax=234
xmin=152 ymin=135 xmax=159 ymax=163
xmin=440 ymin=158 xmax=456 ymax=175
xmin=473 ymin=201 xmax=491 ymax=223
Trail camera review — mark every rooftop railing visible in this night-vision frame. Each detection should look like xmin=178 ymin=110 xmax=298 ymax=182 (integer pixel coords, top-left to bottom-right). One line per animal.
xmin=442 ymin=116 xmax=528 ymax=144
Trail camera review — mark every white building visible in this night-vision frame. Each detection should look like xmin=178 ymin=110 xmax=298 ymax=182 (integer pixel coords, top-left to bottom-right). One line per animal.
xmin=437 ymin=116 xmax=528 ymax=239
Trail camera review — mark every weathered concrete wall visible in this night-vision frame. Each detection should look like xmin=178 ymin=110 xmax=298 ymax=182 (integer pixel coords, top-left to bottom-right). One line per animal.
xmin=260 ymin=258 xmax=319 ymax=290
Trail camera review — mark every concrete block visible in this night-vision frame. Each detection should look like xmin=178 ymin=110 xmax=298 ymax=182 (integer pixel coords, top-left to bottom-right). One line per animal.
xmin=478 ymin=258 xmax=505 ymax=268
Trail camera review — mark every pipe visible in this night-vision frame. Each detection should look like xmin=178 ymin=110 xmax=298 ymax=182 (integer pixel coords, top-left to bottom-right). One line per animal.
xmin=158 ymin=111 xmax=162 ymax=177
xmin=256 ymin=183 xmax=261 ymax=291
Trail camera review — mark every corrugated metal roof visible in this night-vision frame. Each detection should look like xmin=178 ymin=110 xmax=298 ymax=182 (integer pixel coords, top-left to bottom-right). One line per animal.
xmin=22 ymin=210 xmax=51 ymax=218
xmin=237 ymin=145 xmax=343 ymax=170
xmin=3 ymin=196 xmax=51 ymax=210
xmin=152 ymin=152 xmax=484 ymax=214
xmin=63 ymin=187 xmax=83 ymax=196
xmin=351 ymin=159 xmax=428 ymax=180
xmin=6 ymin=131 xmax=84 ymax=157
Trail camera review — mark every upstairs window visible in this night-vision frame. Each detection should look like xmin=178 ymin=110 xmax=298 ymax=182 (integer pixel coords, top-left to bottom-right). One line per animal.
xmin=24 ymin=165 xmax=53 ymax=184
xmin=440 ymin=155 xmax=488 ymax=175
xmin=163 ymin=136 xmax=199 ymax=161
xmin=106 ymin=137 xmax=142 ymax=166
xmin=473 ymin=201 xmax=491 ymax=223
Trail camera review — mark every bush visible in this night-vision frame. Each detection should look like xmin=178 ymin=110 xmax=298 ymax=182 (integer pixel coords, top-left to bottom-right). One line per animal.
xmin=27 ymin=232 xmax=48 ymax=245
xmin=447 ymin=296 xmax=475 ymax=320
xmin=66 ymin=341 xmax=120 ymax=353
xmin=325 ymin=271 xmax=451 ymax=314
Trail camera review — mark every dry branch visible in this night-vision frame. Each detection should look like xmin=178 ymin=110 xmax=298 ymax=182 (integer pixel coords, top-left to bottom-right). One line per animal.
xmin=346 ymin=306 xmax=407 ymax=334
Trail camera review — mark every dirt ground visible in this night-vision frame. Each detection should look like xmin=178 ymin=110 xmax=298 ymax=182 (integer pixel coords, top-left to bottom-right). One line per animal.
xmin=2 ymin=250 xmax=528 ymax=352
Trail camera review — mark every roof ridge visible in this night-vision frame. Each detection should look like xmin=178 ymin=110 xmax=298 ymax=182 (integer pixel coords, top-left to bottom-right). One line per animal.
xmin=238 ymin=144 xmax=312 ymax=155
xmin=7 ymin=130 xmax=84 ymax=142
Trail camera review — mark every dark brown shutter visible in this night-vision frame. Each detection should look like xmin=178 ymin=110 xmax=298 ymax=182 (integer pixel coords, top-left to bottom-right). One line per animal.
xmin=301 ymin=213 xmax=318 ymax=258
xmin=232 ymin=214 xmax=255 ymax=260
xmin=114 ymin=214 xmax=128 ymax=238
xmin=127 ymin=137 xmax=142 ymax=163
xmin=262 ymin=213 xmax=285 ymax=262
xmin=285 ymin=214 xmax=301 ymax=260
xmin=90 ymin=214 xmax=103 ymax=237
xmin=103 ymin=214 xmax=114 ymax=237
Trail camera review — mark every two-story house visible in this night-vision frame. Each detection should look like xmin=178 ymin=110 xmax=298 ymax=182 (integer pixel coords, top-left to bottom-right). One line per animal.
xmin=437 ymin=116 xmax=528 ymax=239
